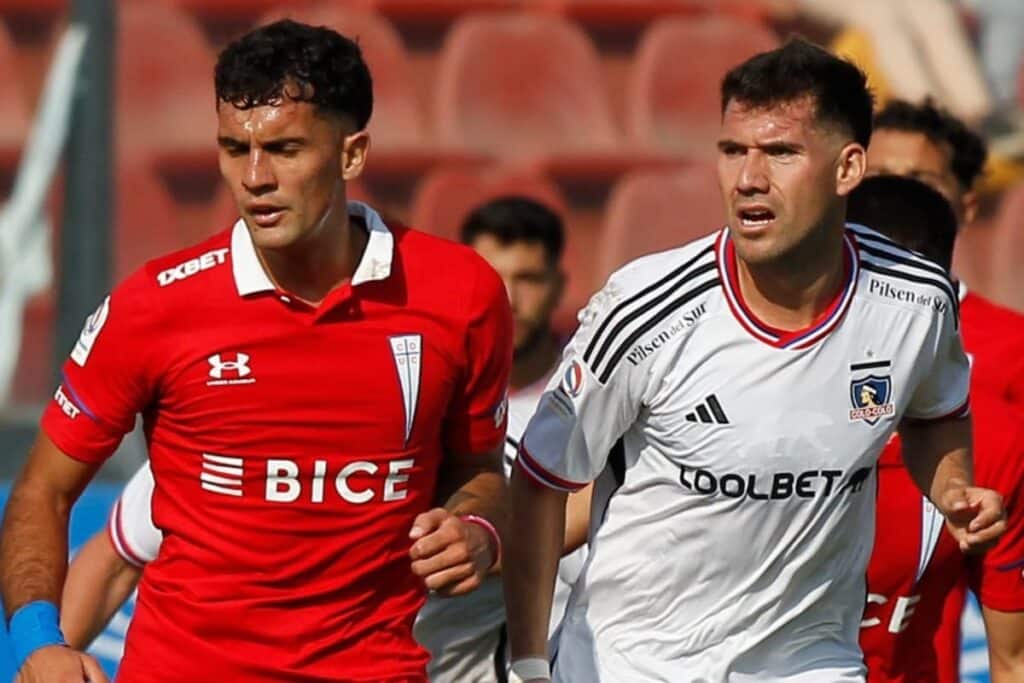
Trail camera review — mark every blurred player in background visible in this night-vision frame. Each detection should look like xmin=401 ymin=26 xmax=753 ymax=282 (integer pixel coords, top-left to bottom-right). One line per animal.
xmin=0 ymin=19 xmax=511 ymax=683
xmin=848 ymin=175 xmax=1024 ymax=683
xmin=60 ymin=197 xmax=590 ymax=683
xmin=868 ymin=99 xmax=1024 ymax=408
xmin=417 ymin=197 xmax=590 ymax=681
xmin=504 ymin=38 xmax=1005 ymax=683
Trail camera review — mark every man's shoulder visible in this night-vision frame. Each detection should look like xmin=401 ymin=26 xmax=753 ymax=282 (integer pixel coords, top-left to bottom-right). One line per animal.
xmin=602 ymin=230 xmax=720 ymax=299
xmin=849 ymin=223 xmax=958 ymax=321
xmin=392 ymin=225 xmax=506 ymax=309
xmin=962 ymin=291 xmax=1024 ymax=331
xmin=127 ymin=228 xmax=235 ymax=295
xmin=107 ymin=229 xmax=234 ymax=320
xmin=394 ymin=224 xmax=492 ymax=275
xmin=576 ymin=232 xmax=721 ymax=382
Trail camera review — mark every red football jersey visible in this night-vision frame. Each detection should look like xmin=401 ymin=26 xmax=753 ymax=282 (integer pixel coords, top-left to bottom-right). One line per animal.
xmin=960 ymin=288 xmax=1024 ymax=408
xmin=42 ymin=203 xmax=512 ymax=682
xmin=861 ymin=392 xmax=1024 ymax=683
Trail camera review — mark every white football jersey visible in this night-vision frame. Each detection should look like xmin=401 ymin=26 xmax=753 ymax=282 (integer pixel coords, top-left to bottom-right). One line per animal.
xmin=518 ymin=224 xmax=969 ymax=683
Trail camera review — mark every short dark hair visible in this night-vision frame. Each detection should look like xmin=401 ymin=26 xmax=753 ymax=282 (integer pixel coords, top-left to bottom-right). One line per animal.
xmin=215 ymin=19 xmax=373 ymax=129
xmin=873 ymin=99 xmax=987 ymax=191
xmin=847 ymin=175 xmax=957 ymax=270
xmin=461 ymin=197 xmax=565 ymax=265
xmin=721 ymin=37 xmax=873 ymax=147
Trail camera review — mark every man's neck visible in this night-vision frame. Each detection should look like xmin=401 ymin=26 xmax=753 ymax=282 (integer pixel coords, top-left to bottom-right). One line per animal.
xmin=511 ymin=332 xmax=560 ymax=391
xmin=736 ymin=223 xmax=846 ymax=331
xmin=258 ymin=208 xmax=368 ymax=305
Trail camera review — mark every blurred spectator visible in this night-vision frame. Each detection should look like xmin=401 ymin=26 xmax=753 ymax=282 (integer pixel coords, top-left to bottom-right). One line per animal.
xmin=798 ymin=0 xmax=993 ymax=127
xmin=968 ymin=0 xmax=1024 ymax=149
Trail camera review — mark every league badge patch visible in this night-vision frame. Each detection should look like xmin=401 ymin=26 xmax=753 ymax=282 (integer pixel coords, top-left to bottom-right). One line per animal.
xmin=562 ymin=360 xmax=584 ymax=398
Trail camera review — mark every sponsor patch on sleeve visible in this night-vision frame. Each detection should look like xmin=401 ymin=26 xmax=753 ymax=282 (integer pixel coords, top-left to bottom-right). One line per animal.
xmin=71 ymin=296 xmax=110 ymax=367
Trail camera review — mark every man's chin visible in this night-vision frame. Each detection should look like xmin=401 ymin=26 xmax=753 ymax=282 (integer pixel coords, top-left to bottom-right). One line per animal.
xmin=247 ymin=223 xmax=299 ymax=251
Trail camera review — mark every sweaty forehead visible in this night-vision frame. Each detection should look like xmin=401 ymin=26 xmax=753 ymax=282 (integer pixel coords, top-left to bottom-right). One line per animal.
xmin=720 ymin=97 xmax=822 ymax=142
xmin=216 ymin=99 xmax=321 ymax=138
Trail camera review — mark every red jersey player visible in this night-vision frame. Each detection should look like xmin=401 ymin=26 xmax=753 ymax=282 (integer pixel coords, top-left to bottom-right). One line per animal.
xmin=867 ymin=98 xmax=1024 ymax=408
xmin=0 ymin=20 xmax=511 ymax=683
xmin=848 ymin=175 xmax=1024 ymax=683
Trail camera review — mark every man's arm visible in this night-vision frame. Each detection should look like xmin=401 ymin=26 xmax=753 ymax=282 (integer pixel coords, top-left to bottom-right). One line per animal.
xmin=504 ymin=466 xmax=566 ymax=673
xmin=410 ymin=446 xmax=505 ymax=596
xmin=61 ymin=530 xmax=142 ymax=650
xmin=0 ymin=432 xmax=108 ymax=681
xmin=983 ymin=606 xmax=1024 ymax=683
xmin=898 ymin=416 xmax=1005 ymax=552
xmin=564 ymin=484 xmax=592 ymax=554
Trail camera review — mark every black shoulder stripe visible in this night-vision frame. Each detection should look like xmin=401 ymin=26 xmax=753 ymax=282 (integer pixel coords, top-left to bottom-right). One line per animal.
xmin=587 ymin=261 xmax=717 ymax=374
xmin=860 ymin=261 xmax=959 ymax=326
xmin=583 ymin=245 xmax=715 ymax=366
xmin=597 ymin=277 xmax=721 ymax=383
xmin=849 ymin=225 xmax=905 ymax=251
xmin=858 ymin=242 xmax=951 ymax=284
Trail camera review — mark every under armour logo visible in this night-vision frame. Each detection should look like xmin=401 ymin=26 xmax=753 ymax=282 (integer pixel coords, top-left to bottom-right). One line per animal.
xmin=208 ymin=353 xmax=253 ymax=383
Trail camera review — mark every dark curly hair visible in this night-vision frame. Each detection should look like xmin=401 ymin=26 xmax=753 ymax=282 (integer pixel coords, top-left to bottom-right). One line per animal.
xmin=721 ymin=37 xmax=874 ymax=148
xmin=873 ymin=99 xmax=987 ymax=191
xmin=215 ymin=19 xmax=373 ymax=130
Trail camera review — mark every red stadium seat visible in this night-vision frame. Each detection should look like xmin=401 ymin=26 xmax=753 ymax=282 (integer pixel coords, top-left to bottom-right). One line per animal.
xmin=542 ymin=0 xmax=709 ymax=24
xmin=352 ymin=0 xmax=524 ymax=21
xmin=0 ymin=20 xmax=30 ymax=171
xmin=598 ymin=165 xmax=723 ymax=281
xmin=116 ymin=164 xmax=193 ymax=280
xmin=409 ymin=165 xmax=566 ymax=241
xmin=626 ymin=15 xmax=778 ymax=159
xmin=541 ymin=0 xmax=771 ymax=25
xmin=434 ymin=14 xmax=621 ymax=170
xmin=168 ymin=0 xmax=307 ymax=20
xmin=257 ymin=5 xmax=424 ymax=153
xmin=118 ymin=1 xmax=218 ymax=171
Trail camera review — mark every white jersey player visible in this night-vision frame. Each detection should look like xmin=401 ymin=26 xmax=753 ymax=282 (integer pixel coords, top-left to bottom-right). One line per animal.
xmin=519 ymin=223 xmax=963 ymax=682
xmin=504 ymin=39 xmax=1006 ymax=683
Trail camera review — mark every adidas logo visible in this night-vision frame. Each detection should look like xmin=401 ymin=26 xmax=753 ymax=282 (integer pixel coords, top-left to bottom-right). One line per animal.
xmin=684 ymin=395 xmax=729 ymax=424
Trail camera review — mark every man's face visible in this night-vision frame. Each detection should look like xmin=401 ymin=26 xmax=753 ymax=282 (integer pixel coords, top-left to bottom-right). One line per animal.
xmin=217 ymin=97 xmax=355 ymax=251
xmin=470 ymin=235 xmax=563 ymax=355
xmin=717 ymin=97 xmax=863 ymax=267
xmin=867 ymin=129 xmax=966 ymax=220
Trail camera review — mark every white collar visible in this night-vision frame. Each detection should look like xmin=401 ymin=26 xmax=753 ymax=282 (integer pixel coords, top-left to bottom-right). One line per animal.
xmin=231 ymin=201 xmax=395 ymax=296
xmin=958 ymin=280 xmax=968 ymax=303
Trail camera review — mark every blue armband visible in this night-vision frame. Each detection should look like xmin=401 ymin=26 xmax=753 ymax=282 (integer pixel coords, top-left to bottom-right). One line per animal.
xmin=8 ymin=600 xmax=66 ymax=669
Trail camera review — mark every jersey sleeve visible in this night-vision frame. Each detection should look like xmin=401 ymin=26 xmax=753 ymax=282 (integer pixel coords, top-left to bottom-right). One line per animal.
xmin=442 ymin=258 xmax=513 ymax=455
xmin=107 ymin=463 xmax=162 ymax=567
xmin=518 ymin=277 xmax=648 ymax=491
xmin=904 ymin=307 xmax=970 ymax=421
xmin=967 ymin=410 xmax=1024 ymax=611
xmin=40 ymin=270 xmax=163 ymax=464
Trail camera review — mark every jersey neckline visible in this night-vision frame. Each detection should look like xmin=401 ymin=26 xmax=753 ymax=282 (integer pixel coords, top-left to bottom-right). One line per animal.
xmin=716 ymin=228 xmax=859 ymax=350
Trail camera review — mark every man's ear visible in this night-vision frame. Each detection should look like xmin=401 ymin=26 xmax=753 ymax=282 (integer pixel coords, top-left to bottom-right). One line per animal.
xmin=962 ymin=189 xmax=979 ymax=225
xmin=836 ymin=142 xmax=867 ymax=197
xmin=341 ymin=130 xmax=370 ymax=182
